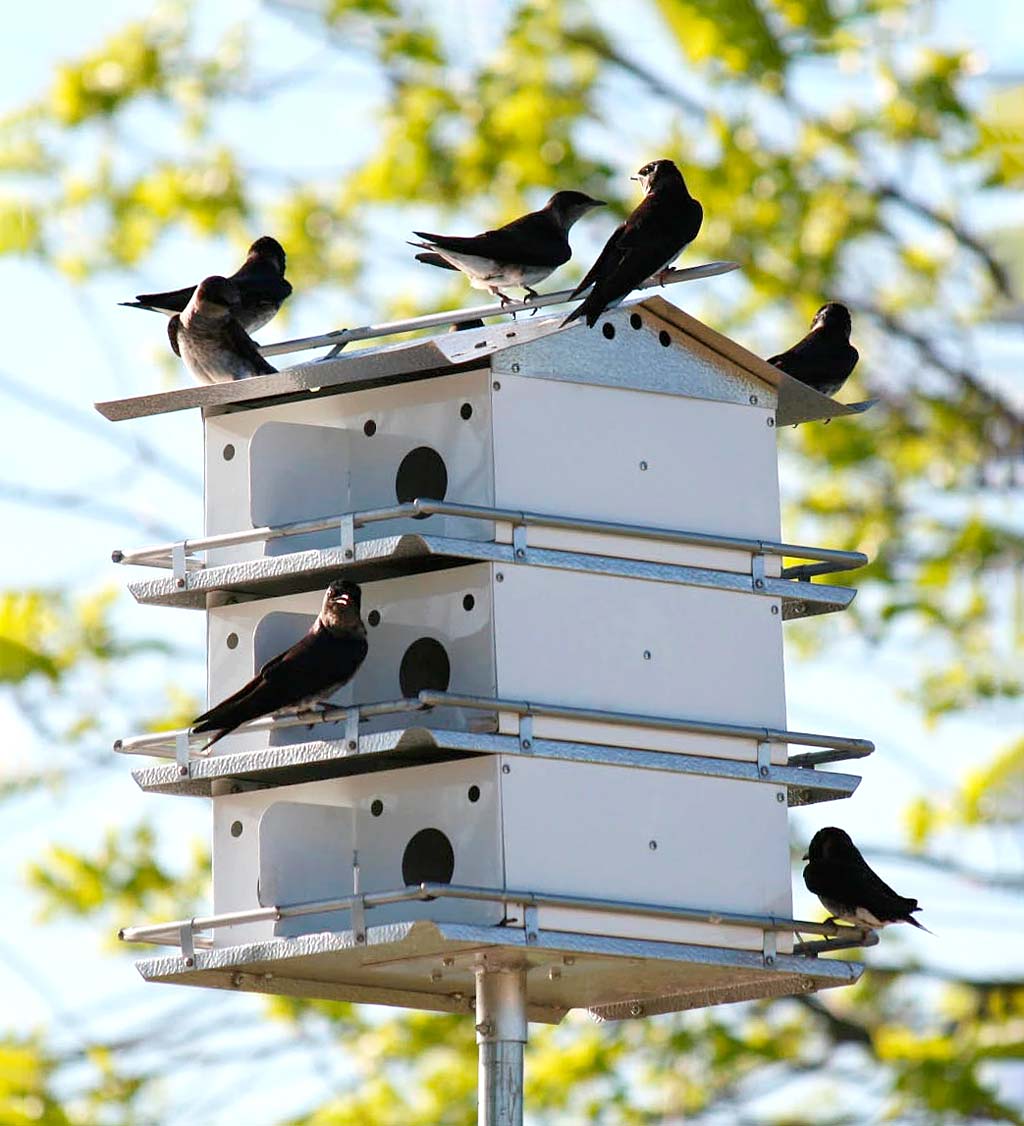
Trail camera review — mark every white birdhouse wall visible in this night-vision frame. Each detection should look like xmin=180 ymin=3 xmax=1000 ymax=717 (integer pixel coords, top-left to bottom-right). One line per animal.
xmin=212 ymin=755 xmax=793 ymax=954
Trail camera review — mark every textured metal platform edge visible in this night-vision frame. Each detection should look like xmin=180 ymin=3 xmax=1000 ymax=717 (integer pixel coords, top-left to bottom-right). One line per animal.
xmin=94 ymin=296 xmax=865 ymax=426
xmin=126 ymin=533 xmax=856 ymax=618
xmin=132 ymin=919 xmax=863 ymax=1022
xmin=129 ymin=725 xmax=862 ymax=805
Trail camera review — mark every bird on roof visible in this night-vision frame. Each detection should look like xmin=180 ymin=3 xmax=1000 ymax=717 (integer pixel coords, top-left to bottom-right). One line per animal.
xmin=561 ymin=159 xmax=703 ymax=329
xmin=191 ymin=580 xmax=368 ymax=751
xmin=120 ymin=236 xmax=292 ymax=334
xmin=410 ymin=191 xmax=606 ymax=306
xmin=767 ymin=303 xmax=859 ymax=398
xmin=803 ymin=826 xmax=932 ymax=933
xmin=168 ymin=276 xmax=278 ymax=384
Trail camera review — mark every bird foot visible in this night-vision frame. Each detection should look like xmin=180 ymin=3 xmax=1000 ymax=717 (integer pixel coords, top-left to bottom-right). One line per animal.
xmin=523 ymin=288 xmax=541 ymax=316
xmin=657 ymin=269 xmax=673 ymax=287
xmin=492 ymin=289 xmax=517 ymax=318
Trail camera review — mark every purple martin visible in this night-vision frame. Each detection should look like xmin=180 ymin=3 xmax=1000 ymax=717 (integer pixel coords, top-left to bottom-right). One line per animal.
xmin=562 ymin=160 xmax=703 ymax=329
xmin=168 ymin=276 xmax=278 ymax=384
xmin=191 ymin=581 xmax=368 ymax=750
xmin=120 ymin=236 xmax=292 ymax=334
xmin=803 ymin=827 xmax=932 ymax=933
xmin=410 ymin=191 xmax=605 ymax=305
xmin=768 ymin=303 xmax=859 ymax=398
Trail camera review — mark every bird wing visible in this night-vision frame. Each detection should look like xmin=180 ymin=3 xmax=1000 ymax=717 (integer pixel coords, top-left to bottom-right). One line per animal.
xmin=807 ymin=858 xmax=917 ymax=920
xmin=412 ymin=209 xmax=568 ymax=268
xmin=126 ymin=284 xmax=196 ymax=315
xmin=167 ymin=315 xmax=182 ymax=357
xmin=225 ymin=318 xmax=278 ymax=375
xmin=192 ymin=628 xmax=368 ymax=741
xmin=231 ymin=262 xmax=293 ymax=306
xmin=768 ymin=334 xmax=858 ymax=391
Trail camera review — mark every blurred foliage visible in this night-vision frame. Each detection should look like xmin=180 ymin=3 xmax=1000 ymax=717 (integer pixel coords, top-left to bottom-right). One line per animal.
xmin=1 ymin=0 xmax=1023 ymax=1122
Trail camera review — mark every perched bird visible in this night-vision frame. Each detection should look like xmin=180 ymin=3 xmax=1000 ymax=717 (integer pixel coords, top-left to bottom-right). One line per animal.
xmin=410 ymin=190 xmax=606 ymax=305
xmin=767 ymin=303 xmax=859 ymax=398
xmin=803 ymin=827 xmax=932 ymax=933
xmin=169 ymin=276 xmax=277 ymax=384
xmin=120 ymin=236 xmax=292 ymax=334
xmin=561 ymin=159 xmax=703 ymax=329
xmin=191 ymin=580 xmax=368 ymax=750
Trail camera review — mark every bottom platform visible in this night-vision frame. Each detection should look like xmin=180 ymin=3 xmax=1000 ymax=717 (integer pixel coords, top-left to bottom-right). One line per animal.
xmin=130 ymin=918 xmax=864 ymax=1024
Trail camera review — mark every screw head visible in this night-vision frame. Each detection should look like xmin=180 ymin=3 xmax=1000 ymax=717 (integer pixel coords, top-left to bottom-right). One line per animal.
xmin=629 ymin=1002 xmax=645 ymax=1017
xmin=648 ymin=840 xmax=658 ymax=850
xmin=493 ymin=380 xmax=502 ymax=390
xmin=344 ymin=548 xmax=354 ymax=559
xmin=515 ymin=547 xmax=525 ymax=558
xmin=347 ymin=740 xmax=357 ymax=751
xmin=749 ymin=394 xmax=758 ymax=405
xmin=755 ymin=578 xmax=765 ymax=589
xmin=643 ymin=650 xmax=652 ymax=660
xmin=356 ymin=933 xmax=365 ymax=944
xmin=771 ymin=604 xmax=779 ymax=615
xmin=178 ymin=765 xmax=188 ymax=777
xmin=767 ymin=417 xmax=776 ymax=428
xmin=184 ymin=957 xmax=194 ymax=967
xmin=765 ymin=954 xmax=775 ymax=966
xmin=495 ymin=572 xmax=504 ymax=582
xmin=231 ymin=972 xmax=244 ymax=987
xmin=502 ymin=764 xmax=511 ymax=774
xmin=176 ymin=578 xmax=186 ymax=589
xmin=510 ymin=363 xmax=520 ymax=373
xmin=639 ymin=460 xmax=648 ymax=471
xmin=521 ymin=738 xmax=532 ymax=749
xmin=759 ymin=765 xmax=770 ymax=777
xmin=776 ymin=791 xmax=786 ymax=803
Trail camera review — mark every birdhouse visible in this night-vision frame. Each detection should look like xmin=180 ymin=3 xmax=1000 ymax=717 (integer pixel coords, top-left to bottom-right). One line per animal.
xmin=102 ymin=291 xmax=875 ymax=1025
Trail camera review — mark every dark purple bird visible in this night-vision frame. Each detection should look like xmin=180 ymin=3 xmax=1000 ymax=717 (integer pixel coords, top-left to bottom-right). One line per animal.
xmin=411 ymin=191 xmax=605 ymax=305
xmin=768 ymin=303 xmax=859 ymax=398
xmin=191 ymin=581 xmax=368 ymax=750
xmin=562 ymin=159 xmax=703 ymax=328
xmin=803 ymin=827 xmax=932 ymax=933
xmin=168 ymin=276 xmax=277 ymax=384
xmin=121 ymin=236 xmax=292 ymax=334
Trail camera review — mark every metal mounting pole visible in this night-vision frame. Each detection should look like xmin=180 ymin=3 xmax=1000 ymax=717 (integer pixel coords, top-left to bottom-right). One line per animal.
xmin=475 ymin=965 xmax=527 ymax=1126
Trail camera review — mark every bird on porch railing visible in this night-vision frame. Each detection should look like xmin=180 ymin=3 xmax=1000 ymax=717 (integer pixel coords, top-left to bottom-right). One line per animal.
xmin=410 ymin=190 xmax=606 ymax=306
xmin=803 ymin=826 xmax=932 ymax=934
xmin=562 ymin=159 xmax=703 ymax=329
xmin=168 ymin=276 xmax=278 ymax=384
xmin=768 ymin=303 xmax=859 ymax=399
xmin=191 ymin=580 xmax=368 ymax=751
xmin=120 ymin=235 xmax=293 ymax=334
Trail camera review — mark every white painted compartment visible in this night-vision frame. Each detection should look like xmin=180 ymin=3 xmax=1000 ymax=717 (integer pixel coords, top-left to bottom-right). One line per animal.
xmin=211 ymin=755 xmax=793 ymax=954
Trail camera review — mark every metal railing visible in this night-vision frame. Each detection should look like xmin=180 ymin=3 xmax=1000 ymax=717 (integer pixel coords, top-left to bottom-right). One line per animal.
xmin=113 ymin=688 xmax=874 ymax=771
xmin=255 ymin=261 xmax=741 ymax=360
xmin=112 ymin=497 xmax=868 ymax=583
xmin=118 ymin=879 xmax=875 ymax=959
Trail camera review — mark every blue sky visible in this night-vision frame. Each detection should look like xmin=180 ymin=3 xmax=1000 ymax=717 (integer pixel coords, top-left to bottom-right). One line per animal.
xmin=1 ymin=1 xmax=1023 ymax=1121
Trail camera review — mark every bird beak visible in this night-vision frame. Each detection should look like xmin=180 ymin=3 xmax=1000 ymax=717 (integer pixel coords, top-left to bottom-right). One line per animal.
xmin=629 ymin=176 xmax=641 ymax=182
xmin=802 ymin=852 xmax=809 ymax=861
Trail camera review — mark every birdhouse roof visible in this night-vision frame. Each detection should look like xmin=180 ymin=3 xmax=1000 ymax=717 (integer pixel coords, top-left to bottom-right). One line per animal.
xmin=95 ymin=296 xmax=868 ymax=426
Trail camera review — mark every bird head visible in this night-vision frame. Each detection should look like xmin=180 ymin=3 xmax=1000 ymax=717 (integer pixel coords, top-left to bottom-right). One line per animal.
xmin=320 ymin=580 xmax=364 ymax=631
xmin=247 ymin=236 xmax=287 ymax=276
xmin=191 ymin=276 xmax=241 ymax=318
xmin=811 ymin=302 xmax=853 ymax=338
xmin=547 ymin=190 xmax=606 ymax=230
xmin=631 ymin=159 xmax=684 ymax=195
xmin=804 ymin=826 xmax=857 ymax=863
